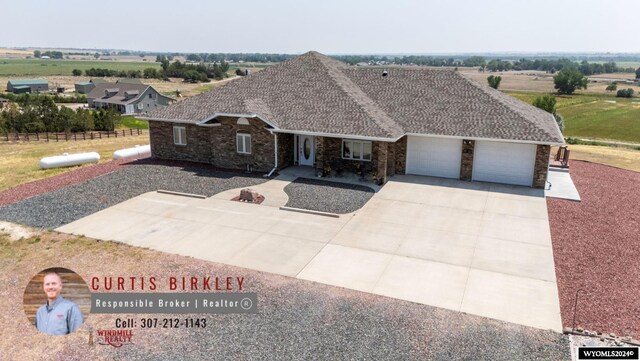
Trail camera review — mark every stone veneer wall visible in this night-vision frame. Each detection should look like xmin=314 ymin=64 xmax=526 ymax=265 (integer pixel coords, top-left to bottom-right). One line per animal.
xmin=149 ymin=117 xmax=276 ymax=172
xmin=393 ymin=136 xmax=407 ymax=175
xmin=459 ymin=139 xmax=475 ymax=181
xmin=277 ymin=133 xmax=294 ymax=169
xmin=149 ymin=121 xmax=212 ymax=163
xmin=532 ymin=144 xmax=551 ymax=189
xmin=315 ymin=136 xmax=394 ymax=181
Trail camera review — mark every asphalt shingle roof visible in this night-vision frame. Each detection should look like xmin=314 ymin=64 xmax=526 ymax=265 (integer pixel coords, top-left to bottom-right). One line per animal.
xmin=143 ymin=51 xmax=564 ymax=143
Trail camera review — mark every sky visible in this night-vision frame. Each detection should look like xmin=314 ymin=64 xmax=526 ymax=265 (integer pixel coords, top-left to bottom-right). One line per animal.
xmin=2 ymin=0 xmax=638 ymax=54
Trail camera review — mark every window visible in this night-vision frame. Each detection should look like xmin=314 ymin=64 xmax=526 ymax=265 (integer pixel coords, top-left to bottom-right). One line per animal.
xmin=173 ymin=126 xmax=186 ymax=145
xmin=342 ymin=140 xmax=371 ymax=161
xmin=137 ymin=103 xmax=144 ymax=110
xmin=237 ymin=132 xmax=251 ymax=154
xmin=149 ymin=93 xmax=153 ymax=99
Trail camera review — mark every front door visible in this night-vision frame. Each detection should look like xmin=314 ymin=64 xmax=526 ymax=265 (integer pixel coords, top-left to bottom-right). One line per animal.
xmin=297 ymin=135 xmax=314 ymax=166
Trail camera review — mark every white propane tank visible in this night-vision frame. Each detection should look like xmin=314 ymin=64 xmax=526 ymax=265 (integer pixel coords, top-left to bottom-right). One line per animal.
xmin=112 ymin=144 xmax=151 ymax=159
xmin=40 ymin=152 xmax=100 ymax=169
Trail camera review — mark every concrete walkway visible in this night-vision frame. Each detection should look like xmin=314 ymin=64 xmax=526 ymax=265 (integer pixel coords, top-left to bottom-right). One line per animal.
xmin=545 ymin=168 xmax=581 ymax=201
xmin=57 ymin=175 xmax=562 ymax=332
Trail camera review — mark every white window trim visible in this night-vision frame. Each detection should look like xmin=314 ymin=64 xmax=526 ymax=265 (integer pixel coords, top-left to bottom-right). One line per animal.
xmin=342 ymin=139 xmax=372 ymax=161
xmin=173 ymin=126 xmax=186 ymax=146
xmin=237 ymin=132 xmax=251 ymax=154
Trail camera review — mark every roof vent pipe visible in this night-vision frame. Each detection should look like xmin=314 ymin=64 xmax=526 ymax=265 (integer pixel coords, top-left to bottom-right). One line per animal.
xmin=382 ymin=70 xmax=388 ymax=77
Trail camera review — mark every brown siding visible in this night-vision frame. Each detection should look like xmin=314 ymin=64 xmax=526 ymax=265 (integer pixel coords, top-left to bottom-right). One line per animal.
xmin=149 ymin=121 xmax=212 ymax=163
xmin=315 ymin=136 xmax=392 ymax=181
xmin=149 ymin=117 xmax=276 ymax=172
xmin=533 ymin=144 xmax=551 ymax=188
xmin=460 ymin=139 xmax=475 ymax=181
xmin=277 ymin=133 xmax=294 ymax=169
xmin=393 ymin=136 xmax=407 ymax=175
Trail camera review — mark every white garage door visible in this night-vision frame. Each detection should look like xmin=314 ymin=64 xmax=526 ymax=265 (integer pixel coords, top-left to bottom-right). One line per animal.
xmin=406 ymin=136 xmax=462 ymax=179
xmin=473 ymin=141 xmax=537 ymax=186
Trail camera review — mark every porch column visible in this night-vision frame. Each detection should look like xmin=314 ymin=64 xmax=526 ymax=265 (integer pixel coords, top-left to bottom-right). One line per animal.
xmin=375 ymin=142 xmax=388 ymax=184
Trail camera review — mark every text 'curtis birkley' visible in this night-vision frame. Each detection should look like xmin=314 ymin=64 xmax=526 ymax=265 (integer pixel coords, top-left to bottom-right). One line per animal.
xmin=90 ymin=276 xmax=245 ymax=291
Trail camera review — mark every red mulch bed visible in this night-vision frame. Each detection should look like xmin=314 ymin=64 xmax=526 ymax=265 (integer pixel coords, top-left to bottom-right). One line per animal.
xmin=0 ymin=158 xmax=136 ymax=206
xmin=548 ymin=160 xmax=640 ymax=339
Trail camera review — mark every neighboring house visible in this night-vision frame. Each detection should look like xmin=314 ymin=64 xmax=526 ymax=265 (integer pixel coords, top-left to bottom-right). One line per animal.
xmin=140 ymin=51 xmax=564 ymax=188
xmin=75 ymin=79 xmax=110 ymax=94
xmin=86 ymin=82 xmax=174 ymax=114
xmin=6 ymin=79 xmax=49 ymax=93
xmin=0 ymin=97 xmax=8 ymax=109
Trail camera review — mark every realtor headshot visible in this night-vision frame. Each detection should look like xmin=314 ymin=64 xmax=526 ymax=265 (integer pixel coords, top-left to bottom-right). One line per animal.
xmin=24 ymin=268 xmax=90 ymax=336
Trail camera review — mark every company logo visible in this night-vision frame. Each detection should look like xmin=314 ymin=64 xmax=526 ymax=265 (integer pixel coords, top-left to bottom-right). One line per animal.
xmin=96 ymin=329 xmax=133 ymax=348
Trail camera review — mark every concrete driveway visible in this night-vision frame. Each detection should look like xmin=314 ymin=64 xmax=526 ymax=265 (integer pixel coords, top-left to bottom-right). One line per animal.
xmin=57 ymin=174 xmax=561 ymax=332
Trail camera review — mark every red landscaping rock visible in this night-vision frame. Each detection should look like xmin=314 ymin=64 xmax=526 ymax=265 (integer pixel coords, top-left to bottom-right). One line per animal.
xmin=548 ymin=160 xmax=640 ymax=339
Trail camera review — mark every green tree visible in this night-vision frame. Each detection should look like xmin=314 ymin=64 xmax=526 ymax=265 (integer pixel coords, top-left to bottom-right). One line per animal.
xmin=93 ymin=108 xmax=119 ymax=131
xmin=33 ymin=50 xmax=41 ymax=58
xmin=72 ymin=69 xmax=82 ymax=76
xmin=553 ymin=68 xmax=588 ymax=94
xmin=636 ymin=67 xmax=640 ymax=79
xmin=616 ymin=88 xmax=634 ymax=98
xmin=55 ymin=107 xmax=76 ymax=132
xmin=532 ymin=95 xmax=556 ymax=114
xmin=94 ymin=52 xmax=101 ymax=59
xmin=143 ymin=68 xmax=158 ymax=79
xmin=606 ymin=83 xmax=617 ymax=92
xmin=487 ymin=75 xmax=502 ymax=89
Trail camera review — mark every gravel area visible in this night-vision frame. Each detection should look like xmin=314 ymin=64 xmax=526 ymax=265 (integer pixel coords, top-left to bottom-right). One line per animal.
xmin=284 ymin=178 xmax=375 ymax=214
xmin=0 ymin=157 xmax=135 ymax=206
xmin=0 ymin=232 xmax=570 ymax=360
xmin=548 ymin=161 xmax=640 ymax=340
xmin=0 ymin=160 xmax=268 ymax=229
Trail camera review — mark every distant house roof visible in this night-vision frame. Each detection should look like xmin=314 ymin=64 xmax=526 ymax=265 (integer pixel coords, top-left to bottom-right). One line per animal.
xmin=77 ymin=81 xmax=93 ymax=86
xmin=87 ymin=82 xmax=173 ymax=105
xmin=116 ymin=78 xmax=143 ymax=84
xmin=143 ymin=51 xmax=563 ymax=144
xmin=8 ymin=79 xmax=48 ymax=86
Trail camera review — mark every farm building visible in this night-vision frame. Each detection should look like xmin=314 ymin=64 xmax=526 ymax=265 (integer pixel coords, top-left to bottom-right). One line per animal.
xmin=74 ymin=82 xmax=94 ymax=94
xmin=140 ymin=51 xmax=564 ymax=188
xmin=6 ymin=79 xmax=49 ymax=93
xmin=86 ymin=82 xmax=174 ymax=114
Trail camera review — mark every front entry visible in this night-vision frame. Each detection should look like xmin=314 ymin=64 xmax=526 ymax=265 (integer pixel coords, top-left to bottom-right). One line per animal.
xmin=296 ymin=135 xmax=315 ymax=166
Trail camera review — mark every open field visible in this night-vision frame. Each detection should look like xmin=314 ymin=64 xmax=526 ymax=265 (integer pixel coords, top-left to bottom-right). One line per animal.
xmin=0 ymin=59 xmax=160 ymax=76
xmin=554 ymin=139 xmax=640 ymax=171
xmin=0 ymin=134 xmax=149 ymax=191
xmin=459 ymin=68 xmax=640 ymax=95
xmin=507 ymin=92 xmax=640 ymax=143
xmin=558 ymin=144 xmax=640 ymax=172
xmin=118 ymin=116 xmax=149 ymax=129
xmin=0 ymin=74 xmax=241 ymax=98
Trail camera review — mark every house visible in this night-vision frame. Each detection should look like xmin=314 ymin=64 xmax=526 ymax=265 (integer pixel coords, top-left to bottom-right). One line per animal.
xmin=140 ymin=51 xmax=564 ymax=188
xmin=86 ymin=82 xmax=174 ymax=114
xmin=6 ymin=79 xmax=49 ymax=93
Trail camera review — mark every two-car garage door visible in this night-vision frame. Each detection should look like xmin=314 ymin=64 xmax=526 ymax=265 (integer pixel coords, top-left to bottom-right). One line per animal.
xmin=406 ymin=136 xmax=538 ymax=187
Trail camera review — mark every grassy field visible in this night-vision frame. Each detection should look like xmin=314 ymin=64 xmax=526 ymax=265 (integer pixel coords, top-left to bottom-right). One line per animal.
xmin=557 ymin=144 xmax=640 ymax=172
xmin=0 ymin=134 xmax=149 ymax=191
xmin=0 ymin=59 xmax=160 ymax=76
xmin=507 ymin=92 xmax=640 ymax=143
xmin=118 ymin=116 xmax=149 ymax=129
